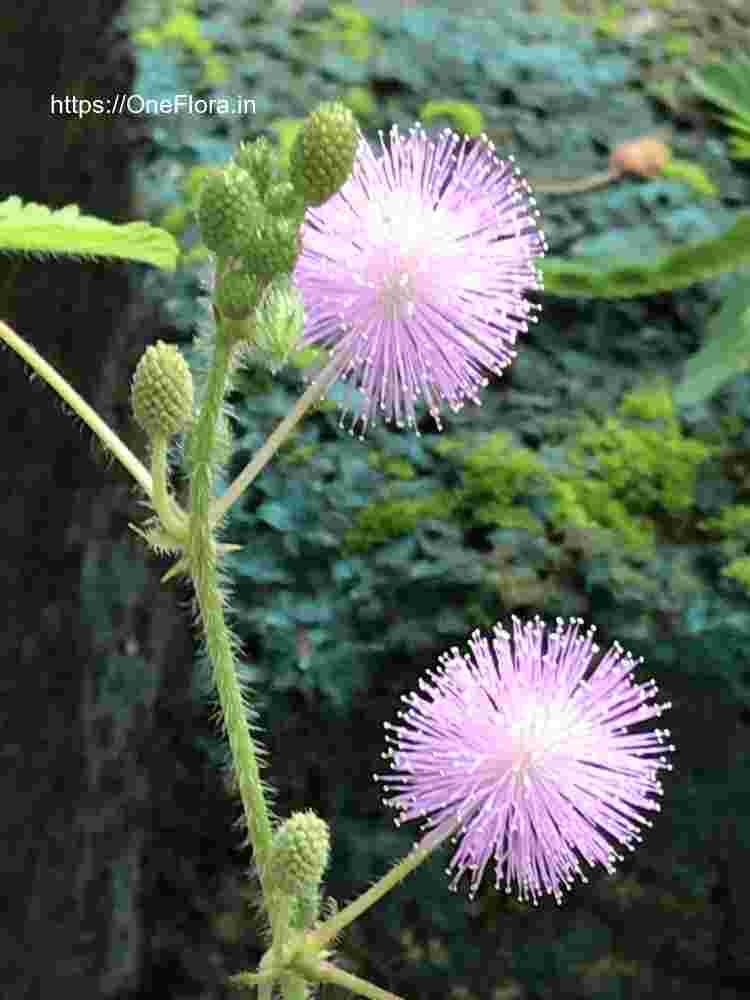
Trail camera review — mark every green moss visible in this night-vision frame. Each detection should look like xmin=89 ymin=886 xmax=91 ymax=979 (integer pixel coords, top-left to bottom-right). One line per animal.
xmin=617 ymin=381 xmax=675 ymax=421
xmin=368 ymin=452 xmax=417 ymax=480
xmin=569 ymin=384 xmax=716 ymax=516
xmin=700 ymin=503 xmax=750 ymax=539
xmin=344 ymin=491 xmax=456 ymax=552
xmin=721 ymin=555 xmax=750 ymax=594
xmin=700 ymin=505 xmax=750 ymax=593
xmin=548 ymin=477 xmax=656 ymax=554
xmin=458 ymin=432 xmax=549 ymax=529
xmin=133 ymin=1 xmax=228 ymax=86
xmin=344 ymin=396 xmax=712 ymax=559
xmin=316 ymin=3 xmax=375 ymax=63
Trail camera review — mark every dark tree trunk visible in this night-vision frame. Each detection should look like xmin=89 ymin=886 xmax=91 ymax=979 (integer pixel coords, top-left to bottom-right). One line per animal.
xmin=0 ymin=5 xmax=248 ymax=998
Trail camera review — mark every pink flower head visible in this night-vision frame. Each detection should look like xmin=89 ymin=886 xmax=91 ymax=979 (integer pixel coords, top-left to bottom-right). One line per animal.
xmin=376 ymin=616 xmax=675 ymax=904
xmin=292 ymin=124 xmax=547 ymax=437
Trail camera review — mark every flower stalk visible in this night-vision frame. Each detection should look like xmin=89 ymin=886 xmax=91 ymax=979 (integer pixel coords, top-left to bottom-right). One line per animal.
xmin=209 ymin=354 xmax=341 ymax=525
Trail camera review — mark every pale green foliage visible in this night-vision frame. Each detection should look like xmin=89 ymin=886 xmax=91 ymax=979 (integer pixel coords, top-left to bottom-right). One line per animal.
xmin=0 ymin=196 xmax=178 ymax=269
xmin=688 ymin=55 xmax=750 ymax=159
xmin=672 ymin=277 xmax=750 ymax=407
xmin=419 ymin=99 xmax=485 ymax=136
xmin=541 ymin=212 xmax=750 ymax=298
xmin=661 ymin=157 xmax=718 ymax=197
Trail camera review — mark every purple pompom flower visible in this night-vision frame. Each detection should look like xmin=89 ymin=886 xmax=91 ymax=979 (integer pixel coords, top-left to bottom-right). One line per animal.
xmin=292 ymin=124 xmax=546 ymax=437
xmin=376 ymin=616 xmax=675 ymax=904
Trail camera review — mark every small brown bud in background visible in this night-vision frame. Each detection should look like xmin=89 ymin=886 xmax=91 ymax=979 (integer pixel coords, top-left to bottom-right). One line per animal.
xmin=609 ymin=137 xmax=671 ymax=179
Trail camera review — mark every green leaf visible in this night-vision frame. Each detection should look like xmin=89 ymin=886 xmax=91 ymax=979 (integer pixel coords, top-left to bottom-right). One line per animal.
xmin=541 ymin=212 xmax=750 ymax=299
xmin=419 ymin=99 xmax=485 ymax=136
xmin=0 ymin=196 xmax=179 ymax=270
xmin=672 ymin=277 xmax=750 ymax=408
xmin=687 ymin=56 xmax=750 ymax=123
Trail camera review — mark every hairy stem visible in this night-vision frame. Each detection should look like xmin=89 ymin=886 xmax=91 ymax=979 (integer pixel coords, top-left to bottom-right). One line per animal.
xmin=0 ymin=318 xmax=153 ymax=497
xmin=293 ymin=957 xmax=405 ymax=1000
xmin=150 ymin=435 xmax=189 ymax=540
xmin=188 ymin=330 xmax=274 ymax=889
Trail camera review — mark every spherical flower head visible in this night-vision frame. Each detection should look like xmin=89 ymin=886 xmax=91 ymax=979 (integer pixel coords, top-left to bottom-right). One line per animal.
xmin=376 ymin=616 xmax=675 ymax=904
xmin=292 ymin=124 xmax=547 ymax=438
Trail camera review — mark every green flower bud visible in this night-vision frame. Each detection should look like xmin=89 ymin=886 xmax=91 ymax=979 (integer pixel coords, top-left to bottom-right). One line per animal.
xmin=216 ymin=269 xmax=261 ymax=321
xmin=240 ymin=215 xmax=302 ymax=281
xmin=264 ymin=180 xmax=305 ymax=221
xmin=131 ymin=341 xmax=193 ymax=439
xmin=269 ymin=811 xmax=330 ymax=897
xmin=289 ymin=101 xmax=359 ymax=208
xmin=234 ymin=136 xmax=278 ymax=199
xmin=197 ymin=165 xmax=262 ymax=257
xmin=251 ymin=276 xmax=305 ymax=372
xmin=289 ymin=882 xmax=321 ymax=931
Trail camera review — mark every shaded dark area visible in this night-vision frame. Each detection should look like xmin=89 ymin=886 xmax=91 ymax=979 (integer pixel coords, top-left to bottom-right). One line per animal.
xmin=0 ymin=4 xmax=253 ymax=998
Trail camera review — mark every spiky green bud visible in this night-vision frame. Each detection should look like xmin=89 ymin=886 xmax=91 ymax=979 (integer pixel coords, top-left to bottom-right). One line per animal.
xmin=289 ymin=101 xmax=359 ymax=208
xmin=264 ymin=180 xmax=305 ymax=221
xmin=131 ymin=341 xmax=193 ymax=439
xmin=216 ymin=269 xmax=261 ymax=321
xmin=269 ymin=811 xmax=330 ymax=897
xmin=289 ymin=882 xmax=322 ymax=931
xmin=234 ymin=136 xmax=278 ymax=199
xmin=239 ymin=215 xmax=302 ymax=281
xmin=197 ymin=165 xmax=262 ymax=257
xmin=250 ymin=276 xmax=305 ymax=372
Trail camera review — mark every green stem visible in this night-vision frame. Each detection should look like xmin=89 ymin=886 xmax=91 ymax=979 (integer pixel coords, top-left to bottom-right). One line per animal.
xmin=293 ymin=957 xmax=405 ymax=1000
xmin=150 ymin=435 xmax=189 ymax=540
xmin=271 ymin=891 xmax=292 ymax=971
xmin=280 ymin=973 xmax=309 ymax=1000
xmin=188 ymin=329 xmax=274 ymax=889
xmin=227 ymin=969 xmax=276 ymax=991
xmin=0 ymin=318 xmax=153 ymax=498
xmin=304 ymin=822 xmax=454 ymax=952
xmin=209 ymin=355 xmax=341 ymax=526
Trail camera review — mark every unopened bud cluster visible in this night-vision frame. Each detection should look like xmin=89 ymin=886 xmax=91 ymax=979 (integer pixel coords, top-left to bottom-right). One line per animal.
xmin=131 ymin=340 xmax=193 ymax=439
xmin=197 ymin=103 xmax=359 ymax=335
